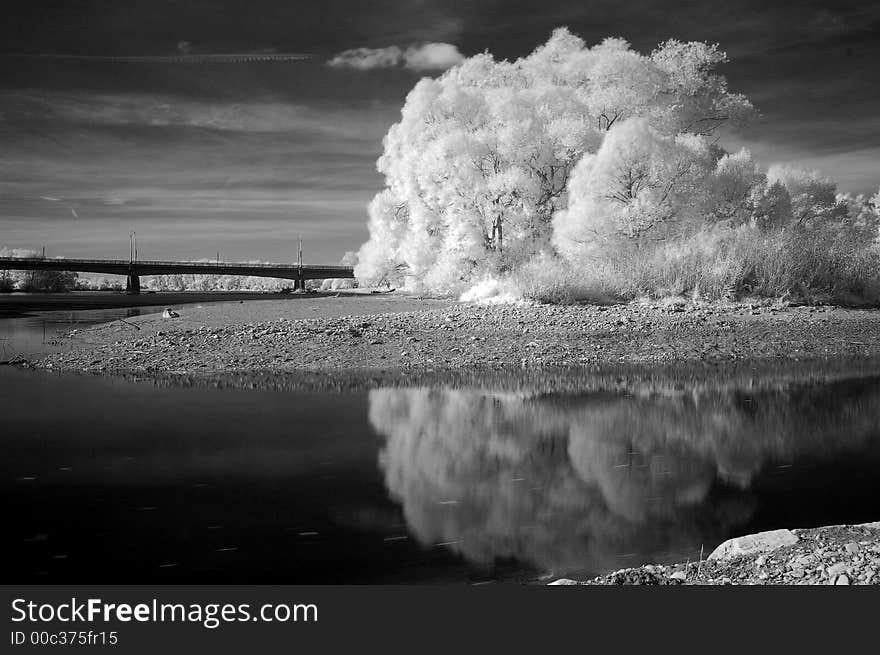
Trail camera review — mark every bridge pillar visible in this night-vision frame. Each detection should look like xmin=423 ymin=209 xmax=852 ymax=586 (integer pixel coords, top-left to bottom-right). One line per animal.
xmin=126 ymin=274 xmax=141 ymax=295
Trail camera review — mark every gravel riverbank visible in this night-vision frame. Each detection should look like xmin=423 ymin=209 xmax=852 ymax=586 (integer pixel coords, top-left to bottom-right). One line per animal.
xmin=21 ymin=295 xmax=880 ymax=374
xmin=551 ymin=522 xmax=880 ymax=585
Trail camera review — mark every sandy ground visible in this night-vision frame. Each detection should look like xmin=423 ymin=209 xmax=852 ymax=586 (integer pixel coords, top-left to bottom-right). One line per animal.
xmin=108 ymin=292 xmax=454 ymax=327
xmin=22 ymin=294 xmax=880 ymax=374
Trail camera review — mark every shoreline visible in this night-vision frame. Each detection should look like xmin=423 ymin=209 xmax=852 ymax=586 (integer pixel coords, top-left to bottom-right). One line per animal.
xmin=15 ymin=294 xmax=880 ymax=375
xmin=0 ymin=290 xmax=360 ymax=318
xmin=549 ymin=521 xmax=880 ymax=585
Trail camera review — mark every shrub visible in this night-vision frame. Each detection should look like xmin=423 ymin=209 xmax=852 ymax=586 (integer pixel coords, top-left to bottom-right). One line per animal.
xmin=18 ymin=270 xmax=78 ymax=292
xmin=526 ymin=223 xmax=880 ymax=305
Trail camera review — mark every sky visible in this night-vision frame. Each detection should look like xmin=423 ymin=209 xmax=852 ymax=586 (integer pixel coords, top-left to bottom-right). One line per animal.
xmin=1 ymin=0 xmax=878 ymax=263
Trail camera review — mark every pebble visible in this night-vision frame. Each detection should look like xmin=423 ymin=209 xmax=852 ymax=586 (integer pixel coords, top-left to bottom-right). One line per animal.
xmin=827 ymin=563 xmax=848 ymax=577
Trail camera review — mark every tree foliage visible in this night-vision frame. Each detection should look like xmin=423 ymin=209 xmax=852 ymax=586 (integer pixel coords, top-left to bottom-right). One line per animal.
xmin=356 ymin=28 xmax=754 ymax=293
xmin=0 ymin=248 xmax=79 ymax=292
xmin=354 ymin=27 xmax=877 ymax=301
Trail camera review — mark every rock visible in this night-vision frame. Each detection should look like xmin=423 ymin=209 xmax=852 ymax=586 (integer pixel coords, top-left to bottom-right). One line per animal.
xmin=844 ymin=542 xmax=861 ymax=555
xmin=669 ymin=571 xmax=687 ymax=581
xmin=835 ymin=575 xmax=850 ymax=585
xmin=547 ymin=578 xmax=579 ymax=586
xmin=708 ymin=529 xmax=799 ymax=561
xmin=826 ymin=563 xmax=848 ymax=577
xmin=161 ymin=308 xmax=180 ymax=319
xmin=607 ymin=569 xmax=670 ymax=585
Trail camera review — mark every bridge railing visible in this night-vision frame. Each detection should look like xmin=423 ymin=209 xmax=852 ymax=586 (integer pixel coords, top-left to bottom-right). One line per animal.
xmin=0 ymin=257 xmax=352 ymax=269
xmin=0 ymin=257 xmax=355 ymax=281
xmin=0 ymin=257 xmax=353 ymax=269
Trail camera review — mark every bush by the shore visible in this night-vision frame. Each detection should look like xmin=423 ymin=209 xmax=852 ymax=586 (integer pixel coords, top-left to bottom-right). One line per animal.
xmin=510 ymin=222 xmax=880 ymax=305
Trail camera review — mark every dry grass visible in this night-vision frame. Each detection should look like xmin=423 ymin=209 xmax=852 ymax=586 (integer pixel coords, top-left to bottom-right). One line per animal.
xmin=513 ymin=253 xmax=619 ymax=304
xmin=523 ymin=225 xmax=880 ymax=305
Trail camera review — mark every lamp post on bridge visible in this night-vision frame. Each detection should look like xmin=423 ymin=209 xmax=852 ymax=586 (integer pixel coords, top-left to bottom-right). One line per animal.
xmin=296 ymin=236 xmax=305 ymax=291
xmin=126 ymin=231 xmax=140 ymax=295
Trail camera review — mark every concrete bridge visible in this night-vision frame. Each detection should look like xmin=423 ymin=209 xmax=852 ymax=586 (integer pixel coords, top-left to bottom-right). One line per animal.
xmin=0 ymin=257 xmax=355 ymax=294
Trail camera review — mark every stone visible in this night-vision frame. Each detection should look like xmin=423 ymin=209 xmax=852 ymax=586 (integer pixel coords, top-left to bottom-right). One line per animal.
xmin=708 ymin=529 xmax=799 ymax=561
xmin=547 ymin=578 xmax=579 ymax=586
xmin=844 ymin=542 xmax=861 ymax=555
xmin=669 ymin=571 xmax=687 ymax=581
xmin=826 ymin=563 xmax=848 ymax=577
xmin=835 ymin=575 xmax=850 ymax=585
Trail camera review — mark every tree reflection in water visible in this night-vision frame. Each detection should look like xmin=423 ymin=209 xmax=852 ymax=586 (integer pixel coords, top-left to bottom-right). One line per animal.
xmin=369 ymin=377 xmax=880 ymax=576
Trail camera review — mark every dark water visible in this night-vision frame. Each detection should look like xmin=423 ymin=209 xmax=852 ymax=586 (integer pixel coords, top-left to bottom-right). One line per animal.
xmin=4 ymin=363 xmax=880 ymax=584
xmin=0 ymin=291 xmax=290 ymax=359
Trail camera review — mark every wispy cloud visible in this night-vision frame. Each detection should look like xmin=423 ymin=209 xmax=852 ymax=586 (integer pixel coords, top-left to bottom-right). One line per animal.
xmin=328 ymin=42 xmax=464 ymax=71
xmin=0 ymin=51 xmax=310 ymax=64
xmin=328 ymin=46 xmax=404 ymax=70
xmin=0 ymin=90 xmax=396 ymax=138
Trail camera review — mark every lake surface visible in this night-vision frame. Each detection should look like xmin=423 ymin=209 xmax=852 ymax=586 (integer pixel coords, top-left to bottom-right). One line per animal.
xmin=3 ymin=302 xmax=880 ymax=583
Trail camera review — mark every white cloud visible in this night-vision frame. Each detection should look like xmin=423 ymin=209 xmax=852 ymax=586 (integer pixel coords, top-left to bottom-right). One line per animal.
xmin=327 ymin=42 xmax=464 ymax=71
xmin=403 ymin=43 xmax=464 ymax=71
xmin=327 ymin=46 xmax=403 ymax=70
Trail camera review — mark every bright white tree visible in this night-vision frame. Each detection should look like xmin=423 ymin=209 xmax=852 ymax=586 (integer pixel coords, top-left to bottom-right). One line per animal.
xmin=552 ymin=119 xmax=719 ymax=261
xmin=766 ymin=165 xmax=840 ymax=228
xmin=763 ymin=167 xmax=879 ymax=244
xmin=355 ymin=28 xmax=754 ymax=294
